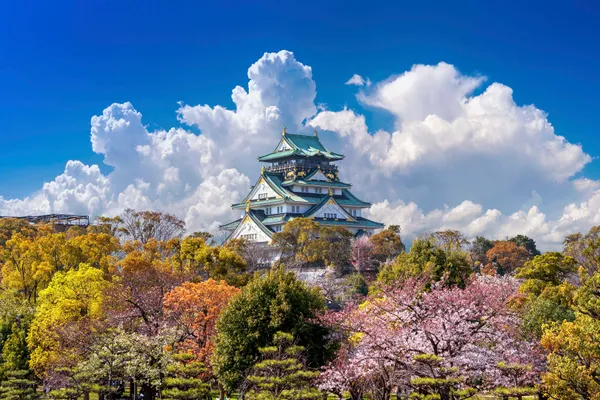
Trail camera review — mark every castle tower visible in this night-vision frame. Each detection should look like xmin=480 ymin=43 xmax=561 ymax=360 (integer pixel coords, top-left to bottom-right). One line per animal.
xmin=220 ymin=129 xmax=384 ymax=242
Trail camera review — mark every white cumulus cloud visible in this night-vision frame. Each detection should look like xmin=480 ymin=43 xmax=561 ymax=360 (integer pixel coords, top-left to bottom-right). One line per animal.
xmin=345 ymin=74 xmax=371 ymax=87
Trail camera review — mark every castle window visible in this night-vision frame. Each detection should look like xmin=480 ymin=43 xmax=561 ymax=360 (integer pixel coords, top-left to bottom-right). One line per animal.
xmin=258 ymin=193 xmax=267 ymax=200
xmin=324 ymin=213 xmax=338 ymax=219
xmin=241 ymin=233 xmax=257 ymax=241
xmin=315 ymin=187 xmax=323 ymax=194
xmin=301 ymin=186 xmax=308 ymax=193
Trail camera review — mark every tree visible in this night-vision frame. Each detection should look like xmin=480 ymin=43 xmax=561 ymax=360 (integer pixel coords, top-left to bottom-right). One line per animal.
xmin=350 ymin=236 xmax=376 ymax=275
xmin=377 ymin=235 xmax=471 ymax=288
xmin=163 ymin=353 xmax=210 ymax=400
xmin=187 ymin=231 xmax=214 ymax=242
xmin=0 ymin=291 xmax=34 ymax=380
xmin=0 ymin=218 xmax=37 ymax=248
xmin=509 ymin=234 xmax=541 ymax=258
xmin=319 ymin=276 xmax=544 ymax=400
xmin=61 ymin=233 xmax=120 ymax=273
xmin=485 ymin=241 xmax=530 ymax=275
xmin=245 ymin=332 xmax=321 ymax=400
xmin=2 ymin=320 xmax=31 ymax=379
xmin=0 ymin=233 xmax=49 ymax=303
xmin=517 ymin=252 xmax=577 ymax=296
xmin=431 ymin=229 xmax=468 ymax=253
xmin=541 ymin=269 xmax=600 ymax=399
xmin=163 ymin=280 xmax=240 ymax=365
xmin=106 ymin=209 xmax=186 ymax=244
xmin=212 ymin=266 xmax=329 ymax=391
xmin=512 ymin=251 xmax=580 ymax=341
xmin=179 ymin=237 xmax=248 ymax=286
xmin=69 ymin=329 xmax=133 ymax=400
xmin=225 ymin=238 xmax=276 ymax=273
xmin=27 ymin=264 xmax=108 ymax=378
xmin=272 ymin=219 xmax=324 ymax=268
xmin=57 ymin=329 xmax=174 ymax=400
xmin=369 ymin=225 xmax=405 ymax=266
xmin=106 ymin=239 xmax=189 ymax=336
xmin=470 ymin=236 xmax=494 ymax=270
xmin=516 ymin=253 xmax=577 ymax=339
xmin=0 ymin=370 xmax=39 ymax=400
xmin=320 ymin=226 xmax=353 ymax=274
xmin=563 ymin=225 xmax=600 ymax=274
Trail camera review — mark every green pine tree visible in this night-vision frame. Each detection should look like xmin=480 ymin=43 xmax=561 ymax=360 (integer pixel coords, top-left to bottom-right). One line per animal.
xmin=409 ymin=354 xmax=476 ymax=400
xmin=162 ymin=353 xmax=210 ymax=400
xmin=245 ymin=332 xmax=321 ymax=400
xmin=0 ymin=370 xmax=39 ymax=400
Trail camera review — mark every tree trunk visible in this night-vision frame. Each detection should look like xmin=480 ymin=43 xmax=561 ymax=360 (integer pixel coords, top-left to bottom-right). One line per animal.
xmin=349 ymin=390 xmax=362 ymax=400
xmin=83 ymin=391 xmax=90 ymax=400
xmin=130 ymin=379 xmax=135 ymax=400
xmin=438 ymin=388 xmax=450 ymax=400
xmin=218 ymin=382 xmax=226 ymax=400
xmin=141 ymin=383 xmax=154 ymax=400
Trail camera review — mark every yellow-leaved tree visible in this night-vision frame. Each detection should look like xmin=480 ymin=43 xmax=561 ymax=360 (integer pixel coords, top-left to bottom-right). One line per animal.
xmin=0 ymin=233 xmax=52 ymax=303
xmin=541 ymin=269 xmax=600 ymax=399
xmin=61 ymin=232 xmax=121 ymax=272
xmin=27 ymin=264 xmax=108 ymax=378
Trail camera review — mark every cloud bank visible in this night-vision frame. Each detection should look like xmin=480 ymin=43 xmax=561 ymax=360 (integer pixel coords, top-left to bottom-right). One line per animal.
xmin=1 ymin=50 xmax=598 ymax=249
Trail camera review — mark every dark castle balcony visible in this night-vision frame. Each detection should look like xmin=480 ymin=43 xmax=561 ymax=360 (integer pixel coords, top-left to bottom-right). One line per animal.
xmin=264 ymin=159 xmax=339 ymax=180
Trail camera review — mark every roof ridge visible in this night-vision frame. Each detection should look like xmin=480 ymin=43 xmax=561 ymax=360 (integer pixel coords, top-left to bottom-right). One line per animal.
xmin=284 ymin=132 xmax=316 ymax=137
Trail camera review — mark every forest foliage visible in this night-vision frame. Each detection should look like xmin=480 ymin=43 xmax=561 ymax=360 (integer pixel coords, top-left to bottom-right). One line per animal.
xmin=0 ymin=212 xmax=599 ymax=399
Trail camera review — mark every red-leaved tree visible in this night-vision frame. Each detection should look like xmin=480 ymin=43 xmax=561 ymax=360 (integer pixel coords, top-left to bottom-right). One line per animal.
xmin=163 ymin=279 xmax=240 ymax=364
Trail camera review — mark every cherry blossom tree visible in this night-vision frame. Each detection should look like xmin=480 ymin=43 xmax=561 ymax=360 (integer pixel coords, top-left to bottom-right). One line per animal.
xmin=351 ymin=236 xmax=376 ymax=275
xmin=318 ymin=276 xmax=545 ymax=400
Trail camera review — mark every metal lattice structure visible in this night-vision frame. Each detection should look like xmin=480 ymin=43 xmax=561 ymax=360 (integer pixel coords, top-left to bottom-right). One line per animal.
xmin=0 ymin=214 xmax=90 ymax=226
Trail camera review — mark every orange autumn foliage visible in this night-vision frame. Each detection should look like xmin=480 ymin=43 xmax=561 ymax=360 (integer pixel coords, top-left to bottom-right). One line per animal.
xmin=163 ymin=279 xmax=240 ymax=364
xmin=484 ymin=240 xmax=530 ymax=275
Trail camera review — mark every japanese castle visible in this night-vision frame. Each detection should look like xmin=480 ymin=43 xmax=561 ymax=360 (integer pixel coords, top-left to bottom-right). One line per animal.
xmin=220 ymin=128 xmax=384 ymax=243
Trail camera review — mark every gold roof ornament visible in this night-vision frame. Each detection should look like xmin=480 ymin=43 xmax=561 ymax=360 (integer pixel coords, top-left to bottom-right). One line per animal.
xmin=314 ymin=130 xmax=318 ymax=137
xmin=328 ymin=187 xmax=333 ymax=197
xmin=245 ymin=202 xmax=251 ymax=213
xmin=261 ymin=166 xmax=265 ymax=174
xmin=282 ymin=126 xmax=287 ymax=136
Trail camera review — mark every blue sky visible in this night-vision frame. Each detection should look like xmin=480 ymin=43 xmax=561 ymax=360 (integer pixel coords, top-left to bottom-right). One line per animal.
xmin=2 ymin=0 xmax=600 ymax=249
xmin=1 ymin=0 xmax=599 ymax=198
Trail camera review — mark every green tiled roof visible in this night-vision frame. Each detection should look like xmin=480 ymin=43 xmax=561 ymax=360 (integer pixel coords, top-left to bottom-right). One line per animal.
xmin=338 ymin=189 xmax=371 ymax=206
xmin=219 ymin=218 xmax=241 ymax=230
xmin=258 ymin=133 xmax=344 ymax=162
xmin=257 ymin=149 xmax=300 ymax=161
xmin=261 ymin=214 xmax=292 ymax=225
xmin=232 ymin=197 xmax=284 ymax=209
